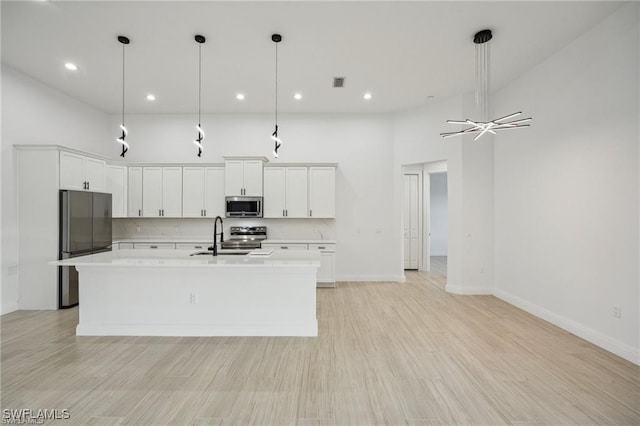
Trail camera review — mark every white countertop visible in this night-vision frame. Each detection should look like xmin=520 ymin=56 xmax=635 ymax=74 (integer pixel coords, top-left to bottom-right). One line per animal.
xmin=261 ymin=239 xmax=336 ymax=244
xmin=52 ymin=249 xmax=320 ymax=268
xmin=114 ymin=238 xmax=213 ymax=244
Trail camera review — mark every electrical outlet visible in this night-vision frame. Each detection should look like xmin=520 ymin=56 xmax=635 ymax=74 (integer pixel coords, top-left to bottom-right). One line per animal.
xmin=190 ymin=292 xmax=198 ymax=304
xmin=612 ymin=305 xmax=622 ymax=318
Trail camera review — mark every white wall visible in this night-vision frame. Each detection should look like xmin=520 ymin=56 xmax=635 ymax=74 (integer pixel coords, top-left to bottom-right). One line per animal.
xmin=429 ymin=172 xmax=448 ymax=256
xmin=493 ymin=4 xmax=639 ymax=363
xmin=1 ymin=65 xmax=111 ymax=313
xmin=109 ymin=112 xmax=400 ymax=281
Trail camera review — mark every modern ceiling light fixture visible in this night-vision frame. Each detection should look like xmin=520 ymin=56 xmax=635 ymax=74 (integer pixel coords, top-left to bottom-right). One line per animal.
xmin=116 ymin=35 xmax=130 ymax=157
xmin=441 ymin=29 xmax=532 ymax=141
xmin=193 ymin=34 xmax=206 ymax=158
xmin=271 ymin=33 xmax=283 ymax=159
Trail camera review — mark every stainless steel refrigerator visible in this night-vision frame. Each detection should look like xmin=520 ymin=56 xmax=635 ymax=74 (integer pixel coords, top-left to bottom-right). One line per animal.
xmin=59 ymin=190 xmax=112 ymax=308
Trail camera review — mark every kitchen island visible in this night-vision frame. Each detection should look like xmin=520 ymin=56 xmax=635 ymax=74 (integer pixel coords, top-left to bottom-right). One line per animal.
xmin=53 ymin=249 xmax=320 ymax=337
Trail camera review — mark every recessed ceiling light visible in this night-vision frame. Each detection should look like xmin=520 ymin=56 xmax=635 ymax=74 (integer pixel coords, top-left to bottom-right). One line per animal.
xmin=64 ymin=62 xmax=78 ymax=71
xmin=294 ymin=93 xmax=302 ymax=100
xmin=236 ymin=93 xmax=245 ymax=100
xmin=426 ymin=95 xmax=435 ymax=102
xmin=146 ymin=94 xmax=156 ymax=101
xmin=363 ymin=92 xmax=372 ymax=100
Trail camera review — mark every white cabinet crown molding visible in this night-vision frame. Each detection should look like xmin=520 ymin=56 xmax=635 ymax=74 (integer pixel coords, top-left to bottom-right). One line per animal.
xmin=264 ymin=163 xmax=338 ymax=168
xmin=14 ymin=144 xmax=112 ymax=161
xmin=222 ymin=156 xmax=268 ymax=163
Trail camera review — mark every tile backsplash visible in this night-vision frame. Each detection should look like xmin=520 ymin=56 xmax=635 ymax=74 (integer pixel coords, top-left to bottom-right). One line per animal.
xmin=113 ymin=218 xmax=336 ymax=241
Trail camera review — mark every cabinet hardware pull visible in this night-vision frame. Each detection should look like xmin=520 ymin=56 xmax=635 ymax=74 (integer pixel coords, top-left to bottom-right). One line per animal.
xmin=195 ymin=246 xmax=202 ymax=249
xmin=150 ymin=245 xmax=158 ymax=249
xmin=281 ymin=246 xmax=288 ymax=249
xmin=87 ymin=182 xmax=90 ymax=190
xmin=283 ymin=209 xmax=285 ymax=217
xmin=138 ymin=209 xmax=141 ymax=217
xmin=159 ymin=209 xmax=161 ymax=216
xmin=204 ymin=209 xmax=206 ymax=216
xmin=310 ymin=209 xmax=312 ymax=217
xmin=162 ymin=209 xmax=165 ymax=216
xmin=318 ymin=246 xmax=325 ymax=249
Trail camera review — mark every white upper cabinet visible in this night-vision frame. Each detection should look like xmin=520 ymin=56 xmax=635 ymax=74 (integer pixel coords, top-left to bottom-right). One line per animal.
xmin=106 ymin=165 xmax=127 ymax=218
xmin=142 ymin=167 xmax=182 ymax=217
xmin=224 ymin=158 xmax=265 ymax=196
xmin=263 ymin=167 xmax=286 ymax=218
xmin=264 ymin=167 xmax=308 ymax=218
xmin=308 ymin=167 xmax=336 ymax=218
xmin=59 ymin=151 xmax=106 ymax=192
xmin=203 ymin=167 xmax=225 ymax=217
xmin=182 ymin=167 xmax=205 ymax=218
xmin=183 ymin=166 xmax=225 ymax=218
xmin=127 ymin=167 xmax=143 ymax=217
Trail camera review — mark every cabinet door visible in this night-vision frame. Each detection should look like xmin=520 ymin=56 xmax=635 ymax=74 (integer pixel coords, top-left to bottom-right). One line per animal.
xmin=59 ymin=151 xmax=85 ymax=190
xmin=127 ymin=167 xmax=143 ymax=217
xmin=243 ymin=160 xmax=263 ymax=196
xmin=182 ymin=167 xmax=204 ymax=217
xmin=106 ymin=165 xmax=127 ymax=218
xmin=204 ymin=167 xmax=225 ymax=217
xmin=309 ymin=167 xmax=335 ymax=218
xmin=142 ymin=167 xmax=163 ymax=217
xmin=84 ymin=157 xmax=106 ymax=192
xmin=263 ymin=167 xmax=286 ymax=218
xmin=317 ymin=252 xmax=336 ymax=283
xmin=286 ymin=167 xmax=309 ymax=218
xmin=162 ymin=167 xmax=183 ymax=217
xmin=224 ymin=161 xmax=244 ymax=196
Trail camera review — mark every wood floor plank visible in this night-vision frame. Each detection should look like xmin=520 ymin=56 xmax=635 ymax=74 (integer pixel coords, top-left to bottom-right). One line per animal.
xmin=2 ymin=262 xmax=638 ymax=425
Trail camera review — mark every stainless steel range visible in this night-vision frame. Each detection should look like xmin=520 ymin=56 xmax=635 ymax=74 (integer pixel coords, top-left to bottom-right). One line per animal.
xmin=221 ymin=226 xmax=267 ymax=251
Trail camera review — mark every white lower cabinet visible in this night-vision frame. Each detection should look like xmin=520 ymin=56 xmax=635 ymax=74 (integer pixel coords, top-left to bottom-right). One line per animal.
xmin=261 ymin=242 xmax=336 ymax=286
xmin=133 ymin=243 xmax=176 ymax=249
xmin=175 ymin=243 xmax=209 ymax=250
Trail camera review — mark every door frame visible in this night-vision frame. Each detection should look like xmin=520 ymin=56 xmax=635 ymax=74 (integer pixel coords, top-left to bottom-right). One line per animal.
xmin=422 ymin=161 xmax=447 ymax=272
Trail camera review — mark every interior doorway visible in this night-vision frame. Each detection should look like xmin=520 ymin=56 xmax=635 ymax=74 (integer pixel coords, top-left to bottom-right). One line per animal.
xmin=402 ymin=161 xmax=448 ymax=276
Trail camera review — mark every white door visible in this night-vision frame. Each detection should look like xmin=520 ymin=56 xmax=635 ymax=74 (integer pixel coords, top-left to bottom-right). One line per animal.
xmin=263 ymin=167 xmax=286 ymax=218
xmin=243 ymin=160 xmax=263 ymax=196
xmin=182 ymin=167 xmax=205 ymax=217
xmin=308 ymin=167 xmax=335 ymax=218
xmin=286 ymin=167 xmax=308 ymax=218
xmin=84 ymin=157 xmax=106 ymax=192
xmin=127 ymin=167 xmax=143 ymax=217
xmin=106 ymin=165 xmax=127 ymax=218
xmin=142 ymin=167 xmax=163 ymax=217
xmin=59 ymin=151 xmax=85 ymax=190
xmin=224 ymin=161 xmax=245 ymax=196
xmin=162 ymin=167 xmax=183 ymax=217
xmin=404 ymin=174 xmax=419 ymax=269
xmin=203 ymin=167 xmax=225 ymax=218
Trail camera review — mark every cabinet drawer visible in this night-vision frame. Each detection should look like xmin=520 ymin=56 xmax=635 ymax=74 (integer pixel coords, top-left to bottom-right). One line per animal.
xmin=176 ymin=243 xmax=209 ymax=250
xmin=308 ymin=243 xmax=335 ymax=252
xmin=119 ymin=242 xmax=134 ymax=249
xmin=133 ymin=243 xmax=175 ymax=249
xmin=261 ymin=243 xmax=308 ymax=251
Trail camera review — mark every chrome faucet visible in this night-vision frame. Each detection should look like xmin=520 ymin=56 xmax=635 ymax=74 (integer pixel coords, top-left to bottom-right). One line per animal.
xmin=211 ymin=216 xmax=224 ymax=256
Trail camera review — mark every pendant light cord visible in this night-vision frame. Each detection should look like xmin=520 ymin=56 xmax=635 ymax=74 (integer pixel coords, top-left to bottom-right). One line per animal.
xmin=275 ymin=42 xmax=278 ymax=127
xmin=122 ymin=43 xmax=125 ymax=127
xmin=198 ymin=42 xmax=202 ymax=126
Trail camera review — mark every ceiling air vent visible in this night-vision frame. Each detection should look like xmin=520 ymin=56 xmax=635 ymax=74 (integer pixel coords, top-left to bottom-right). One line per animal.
xmin=333 ymin=77 xmax=345 ymax=88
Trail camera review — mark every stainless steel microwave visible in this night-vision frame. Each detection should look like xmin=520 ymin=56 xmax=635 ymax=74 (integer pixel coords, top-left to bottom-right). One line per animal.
xmin=225 ymin=196 xmax=263 ymax=218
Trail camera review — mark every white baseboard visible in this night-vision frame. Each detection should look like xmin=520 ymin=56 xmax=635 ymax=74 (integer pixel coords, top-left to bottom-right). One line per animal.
xmin=77 ymin=320 xmax=318 ymax=337
xmin=336 ymin=274 xmax=405 ymax=282
xmin=494 ymin=288 xmax=639 ymax=366
xmin=1 ymin=302 xmax=19 ymax=315
xmin=430 ymin=251 xmax=448 ymax=257
xmin=445 ymin=284 xmax=493 ymax=295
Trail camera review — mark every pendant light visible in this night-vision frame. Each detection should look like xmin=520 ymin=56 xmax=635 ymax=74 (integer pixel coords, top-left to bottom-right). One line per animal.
xmin=441 ymin=30 xmax=532 ymax=141
xmin=116 ymin=35 xmax=130 ymax=157
xmin=271 ymin=33 xmax=283 ymax=158
xmin=194 ymin=34 xmax=206 ymax=157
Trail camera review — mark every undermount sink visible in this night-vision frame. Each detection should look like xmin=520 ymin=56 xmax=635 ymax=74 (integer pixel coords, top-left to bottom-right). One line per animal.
xmin=190 ymin=251 xmax=249 ymax=256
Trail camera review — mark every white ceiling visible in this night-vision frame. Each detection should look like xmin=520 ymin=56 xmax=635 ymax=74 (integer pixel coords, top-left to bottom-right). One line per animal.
xmin=1 ymin=1 xmax=623 ymax=114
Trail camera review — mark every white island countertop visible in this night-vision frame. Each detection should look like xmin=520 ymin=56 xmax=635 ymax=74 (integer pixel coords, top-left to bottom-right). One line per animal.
xmin=52 ymin=249 xmax=320 ymax=268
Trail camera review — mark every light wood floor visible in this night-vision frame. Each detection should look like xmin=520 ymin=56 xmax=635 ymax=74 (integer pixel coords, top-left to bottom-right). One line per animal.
xmin=2 ymin=270 xmax=638 ymax=425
